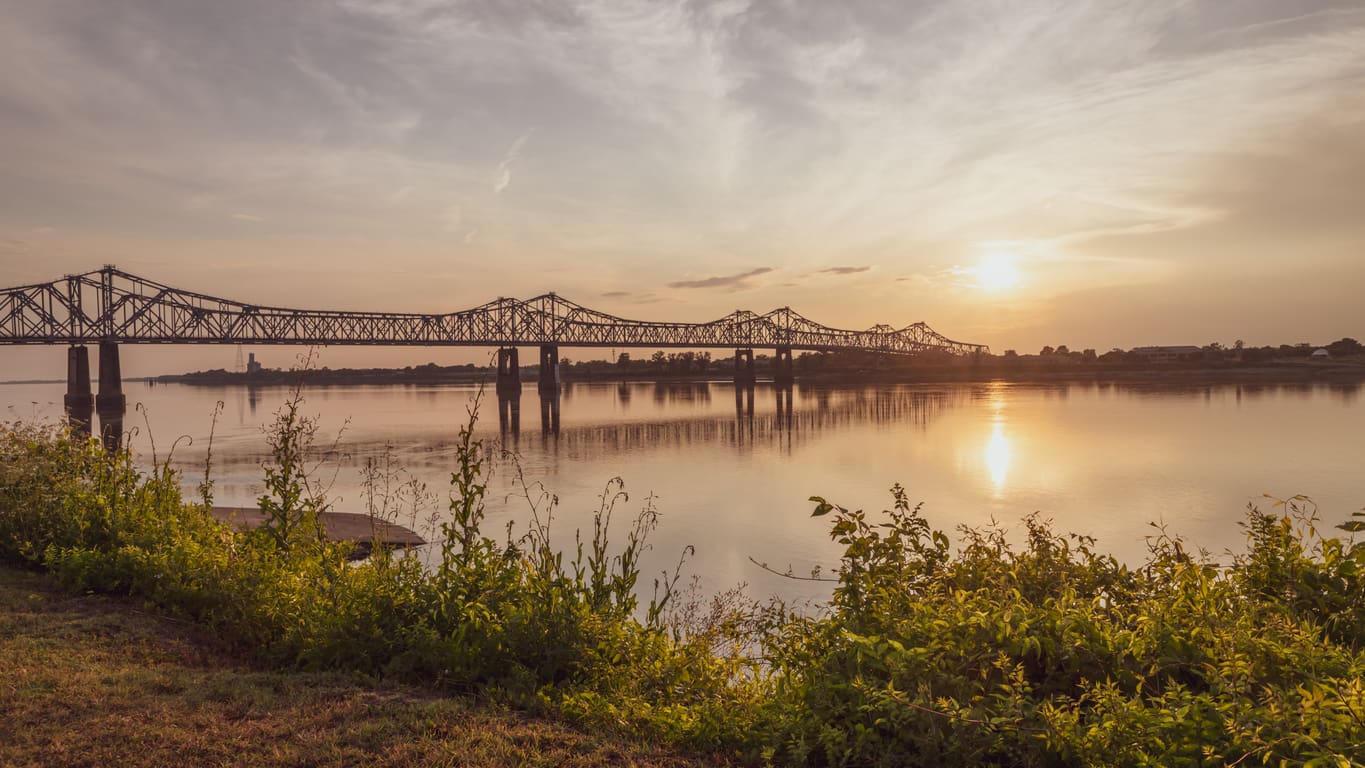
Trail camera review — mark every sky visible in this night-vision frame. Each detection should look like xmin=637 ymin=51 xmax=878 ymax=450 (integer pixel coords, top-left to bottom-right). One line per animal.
xmin=2 ymin=0 xmax=1364 ymax=378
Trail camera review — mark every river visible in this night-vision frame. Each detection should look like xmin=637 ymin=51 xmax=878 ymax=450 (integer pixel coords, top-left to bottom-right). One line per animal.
xmin=4 ymin=378 xmax=1363 ymax=603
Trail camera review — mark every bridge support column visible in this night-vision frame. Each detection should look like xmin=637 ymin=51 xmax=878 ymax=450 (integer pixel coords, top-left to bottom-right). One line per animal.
xmin=496 ymin=347 xmax=521 ymax=396
xmin=773 ymin=345 xmax=795 ymax=385
xmin=538 ymin=344 xmax=560 ymax=393
xmin=733 ymin=348 xmax=755 ymax=386
xmin=96 ymin=341 xmax=126 ymax=452
xmin=64 ymin=346 xmax=94 ymax=438
xmin=96 ymin=341 xmax=126 ymax=415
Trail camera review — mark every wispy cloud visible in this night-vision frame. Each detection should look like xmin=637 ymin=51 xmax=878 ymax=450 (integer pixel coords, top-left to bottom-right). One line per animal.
xmin=815 ymin=266 xmax=871 ymax=276
xmin=668 ymin=267 xmax=773 ymax=290
xmin=601 ymin=290 xmax=629 ymax=298
xmin=494 ymin=129 xmax=534 ymax=194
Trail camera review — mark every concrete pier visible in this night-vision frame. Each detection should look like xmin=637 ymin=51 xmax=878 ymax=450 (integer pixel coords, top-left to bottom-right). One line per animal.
xmin=496 ymin=347 xmax=521 ymax=396
xmin=538 ymin=344 xmax=560 ymax=393
xmin=773 ymin=345 xmax=795 ymax=385
xmin=95 ymin=341 xmax=126 ymax=451
xmin=734 ymin=348 xmax=756 ymax=385
xmin=95 ymin=341 xmax=126 ymax=414
xmin=64 ymin=345 xmax=94 ymax=438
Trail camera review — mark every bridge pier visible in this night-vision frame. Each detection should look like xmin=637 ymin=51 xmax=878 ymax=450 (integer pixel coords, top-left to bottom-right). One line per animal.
xmin=773 ymin=345 xmax=795 ymax=385
xmin=64 ymin=345 xmax=94 ymax=438
xmin=733 ymin=348 xmax=755 ymax=386
xmin=538 ymin=344 xmax=560 ymax=393
xmin=95 ymin=341 xmax=126 ymax=451
xmin=96 ymin=341 xmax=126 ymax=415
xmin=496 ymin=347 xmax=521 ymax=396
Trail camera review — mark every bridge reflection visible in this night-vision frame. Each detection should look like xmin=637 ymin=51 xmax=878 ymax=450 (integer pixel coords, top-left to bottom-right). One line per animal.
xmin=489 ymin=382 xmax=961 ymax=456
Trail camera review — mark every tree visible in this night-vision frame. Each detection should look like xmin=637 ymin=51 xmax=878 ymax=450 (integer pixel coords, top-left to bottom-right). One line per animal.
xmin=1327 ymin=337 xmax=1362 ymax=357
xmin=1055 ymin=345 xmax=1070 ymax=356
xmin=617 ymin=352 xmax=631 ymax=367
xmin=1082 ymin=348 xmax=1097 ymax=362
xmin=1039 ymin=346 xmax=1055 ymax=356
xmin=1003 ymin=349 xmax=1018 ymax=358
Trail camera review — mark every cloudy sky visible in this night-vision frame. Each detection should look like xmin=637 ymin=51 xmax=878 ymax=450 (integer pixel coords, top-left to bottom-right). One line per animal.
xmin=2 ymin=0 xmax=1364 ymax=376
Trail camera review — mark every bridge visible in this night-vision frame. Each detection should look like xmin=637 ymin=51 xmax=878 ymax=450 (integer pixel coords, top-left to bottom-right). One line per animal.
xmin=1 ymin=266 xmax=987 ymax=442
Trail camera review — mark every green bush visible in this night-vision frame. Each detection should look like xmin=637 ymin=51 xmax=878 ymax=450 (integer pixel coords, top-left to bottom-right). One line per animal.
xmin=753 ymin=492 xmax=1365 ymax=766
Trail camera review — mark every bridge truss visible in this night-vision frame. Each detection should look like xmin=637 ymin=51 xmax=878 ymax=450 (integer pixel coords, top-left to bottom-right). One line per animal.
xmin=0 ymin=266 xmax=988 ymax=355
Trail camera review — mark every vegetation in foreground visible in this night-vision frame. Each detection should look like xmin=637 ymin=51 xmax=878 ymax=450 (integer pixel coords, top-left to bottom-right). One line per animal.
xmin=2 ymin=400 xmax=1364 ymax=766
xmin=0 ymin=565 xmax=714 ymax=768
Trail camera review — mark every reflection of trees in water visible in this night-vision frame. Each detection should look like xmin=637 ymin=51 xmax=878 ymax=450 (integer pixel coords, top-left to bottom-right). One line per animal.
xmin=1078 ymin=380 xmax=1363 ymax=405
xmin=1328 ymin=382 xmax=1362 ymax=405
xmin=548 ymin=385 xmax=966 ymax=456
xmin=651 ymin=382 xmax=712 ymax=405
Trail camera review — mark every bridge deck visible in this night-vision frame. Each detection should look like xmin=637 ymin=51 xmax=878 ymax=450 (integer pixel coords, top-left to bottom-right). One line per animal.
xmin=0 ymin=267 xmax=989 ymax=355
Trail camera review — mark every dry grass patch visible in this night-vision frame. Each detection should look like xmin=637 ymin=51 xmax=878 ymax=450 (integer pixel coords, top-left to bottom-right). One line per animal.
xmin=0 ymin=566 xmax=724 ymax=768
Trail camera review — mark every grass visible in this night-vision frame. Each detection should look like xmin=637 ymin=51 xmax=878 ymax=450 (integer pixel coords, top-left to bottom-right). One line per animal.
xmin=0 ymin=565 xmax=724 ymax=768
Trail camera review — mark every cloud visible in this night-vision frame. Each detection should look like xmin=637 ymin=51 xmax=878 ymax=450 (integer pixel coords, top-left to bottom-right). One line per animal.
xmin=494 ymin=129 xmax=534 ymax=194
xmin=601 ymin=290 xmax=630 ymax=298
xmin=668 ymin=267 xmax=773 ymax=290
xmin=816 ymin=266 xmax=871 ymax=275
xmin=896 ymin=267 xmax=958 ymax=286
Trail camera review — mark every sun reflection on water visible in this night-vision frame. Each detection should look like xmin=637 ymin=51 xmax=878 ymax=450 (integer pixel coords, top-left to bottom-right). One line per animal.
xmin=986 ymin=422 xmax=1011 ymax=494
xmin=985 ymin=385 xmax=1011 ymax=495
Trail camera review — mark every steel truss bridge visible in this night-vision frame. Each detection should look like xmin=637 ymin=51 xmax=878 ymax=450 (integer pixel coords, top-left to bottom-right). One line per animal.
xmin=0 ymin=266 xmax=988 ymax=355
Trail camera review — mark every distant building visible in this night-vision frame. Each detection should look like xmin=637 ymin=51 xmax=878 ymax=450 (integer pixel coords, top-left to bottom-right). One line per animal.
xmin=1311 ymin=348 xmax=1331 ymax=359
xmin=246 ymin=352 xmax=263 ymax=374
xmin=1131 ymin=345 xmax=1203 ymax=363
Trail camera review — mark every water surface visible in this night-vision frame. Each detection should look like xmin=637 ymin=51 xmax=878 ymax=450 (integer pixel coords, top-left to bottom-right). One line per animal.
xmin=5 ymin=378 xmax=1362 ymax=602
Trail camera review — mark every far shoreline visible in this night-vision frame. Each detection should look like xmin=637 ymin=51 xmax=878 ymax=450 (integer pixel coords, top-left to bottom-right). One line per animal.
xmin=136 ymin=360 xmax=1365 ymax=389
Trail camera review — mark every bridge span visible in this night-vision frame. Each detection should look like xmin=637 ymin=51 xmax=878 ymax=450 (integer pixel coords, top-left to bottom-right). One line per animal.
xmin=1 ymin=266 xmax=987 ymax=444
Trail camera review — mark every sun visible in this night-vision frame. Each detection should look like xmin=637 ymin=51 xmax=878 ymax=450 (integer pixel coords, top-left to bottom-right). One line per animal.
xmin=974 ymin=252 xmax=1022 ymax=292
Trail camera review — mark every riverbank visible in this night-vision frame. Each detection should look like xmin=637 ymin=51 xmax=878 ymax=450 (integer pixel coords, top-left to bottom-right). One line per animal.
xmin=0 ymin=565 xmax=719 ymax=768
